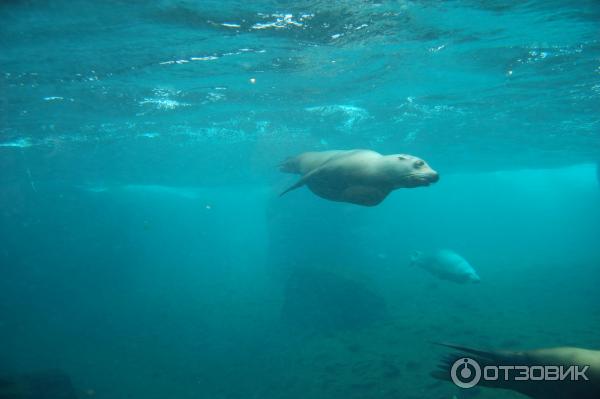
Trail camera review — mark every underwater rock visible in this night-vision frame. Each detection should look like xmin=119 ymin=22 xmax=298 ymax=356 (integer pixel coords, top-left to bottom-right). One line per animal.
xmin=281 ymin=268 xmax=387 ymax=333
xmin=411 ymin=250 xmax=480 ymax=284
xmin=279 ymin=149 xmax=439 ymax=206
xmin=265 ymin=192 xmax=370 ymax=277
xmin=433 ymin=343 xmax=600 ymax=399
xmin=0 ymin=370 xmax=78 ymax=399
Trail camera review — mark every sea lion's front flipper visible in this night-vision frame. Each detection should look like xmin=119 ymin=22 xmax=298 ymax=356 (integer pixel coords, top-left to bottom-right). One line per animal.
xmin=434 ymin=343 xmax=509 ymax=359
xmin=279 ymin=166 xmax=325 ymax=197
xmin=432 ymin=343 xmax=547 ymax=397
xmin=432 ymin=343 xmax=520 ymax=375
xmin=279 ymin=179 xmax=305 ymax=197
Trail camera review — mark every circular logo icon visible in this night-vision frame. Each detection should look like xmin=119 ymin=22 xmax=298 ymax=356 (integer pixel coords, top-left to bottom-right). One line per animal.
xmin=450 ymin=357 xmax=481 ymax=388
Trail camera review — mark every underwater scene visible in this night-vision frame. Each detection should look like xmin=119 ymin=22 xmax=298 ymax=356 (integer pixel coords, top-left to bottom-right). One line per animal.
xmin=1 ymin=1 xmax=600 ymax=398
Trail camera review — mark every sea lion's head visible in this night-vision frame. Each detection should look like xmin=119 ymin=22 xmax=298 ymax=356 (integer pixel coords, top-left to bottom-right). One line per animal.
xmin=383 ymin=154 xmax=439 ymax=188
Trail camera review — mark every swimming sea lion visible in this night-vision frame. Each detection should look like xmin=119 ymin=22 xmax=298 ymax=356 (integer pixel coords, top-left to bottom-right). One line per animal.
xmin=433 ymin=343 xmax=600 ymax=398
xmin=279 ymin=149 xmax=439 ymax=206
xmin=411 ymin=249 xmax=480 ymax=284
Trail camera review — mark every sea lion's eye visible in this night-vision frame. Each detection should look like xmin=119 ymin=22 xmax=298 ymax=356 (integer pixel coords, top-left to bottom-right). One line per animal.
xmin=414 ymin=160 xmax=424 ymax=168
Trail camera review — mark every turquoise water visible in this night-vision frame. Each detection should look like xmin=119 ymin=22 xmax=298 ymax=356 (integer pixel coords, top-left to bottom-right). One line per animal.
xmin=1 ymin=1 xmax=599 ymax=398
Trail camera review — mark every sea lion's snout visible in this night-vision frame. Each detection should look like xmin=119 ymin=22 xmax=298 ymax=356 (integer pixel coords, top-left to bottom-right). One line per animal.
xmin=419 ymin=170 xmax=439 ymax=185
xmin=401 ymin=169 xmax=439 ymax=188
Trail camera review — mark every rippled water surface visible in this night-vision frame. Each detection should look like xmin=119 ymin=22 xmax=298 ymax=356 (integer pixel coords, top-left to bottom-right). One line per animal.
xmin=2 ymin=1 xmax=599 ymax=181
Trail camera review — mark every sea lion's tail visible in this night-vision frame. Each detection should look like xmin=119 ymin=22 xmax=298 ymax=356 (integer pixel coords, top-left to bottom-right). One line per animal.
xmin=279 ymin=156 xmax=300 ymax=174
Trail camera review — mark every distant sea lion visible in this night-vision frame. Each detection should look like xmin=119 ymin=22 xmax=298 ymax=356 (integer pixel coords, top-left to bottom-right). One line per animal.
xmin=279 ymin=149 xmax=439 ymax=206
xmin=411 ymin=249 xmax=480 ymax=284
xmin=433 ymin=343 xmax=600 ymax=398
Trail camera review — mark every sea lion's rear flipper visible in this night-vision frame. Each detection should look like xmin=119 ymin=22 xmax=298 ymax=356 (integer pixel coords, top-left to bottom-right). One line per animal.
xmin=279 ymin=156 xmax=300 ymax=174
xmin=409 ymin=251 xmax=423 ymax=265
